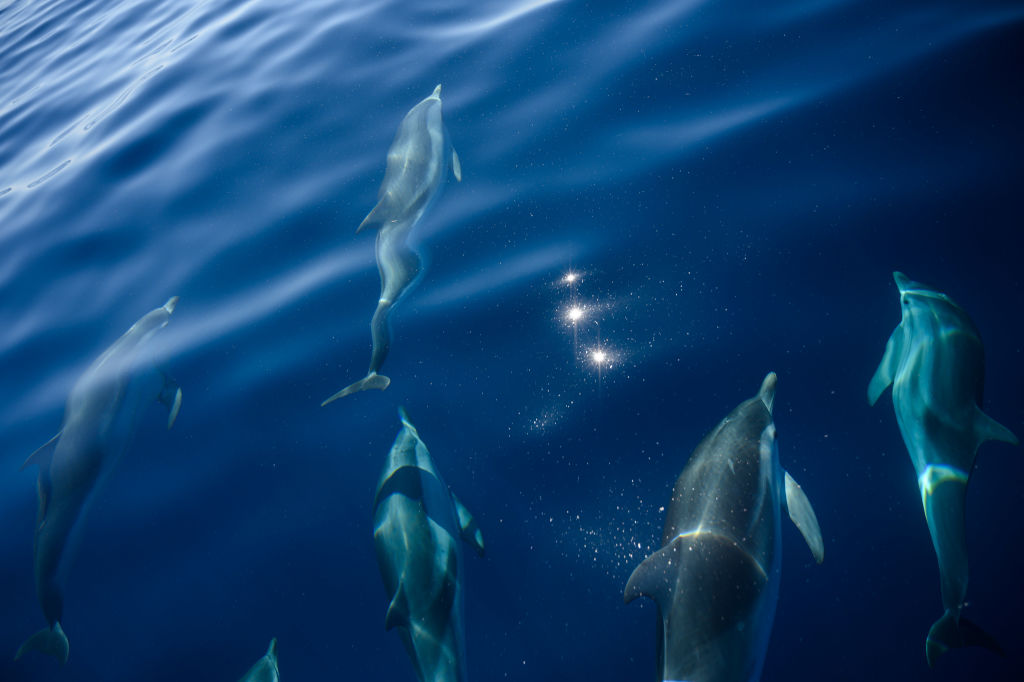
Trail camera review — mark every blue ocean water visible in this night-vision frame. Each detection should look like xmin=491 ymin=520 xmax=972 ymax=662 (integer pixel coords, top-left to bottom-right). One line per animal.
xmin=2 ymin=0 xmax=1022 ymax=680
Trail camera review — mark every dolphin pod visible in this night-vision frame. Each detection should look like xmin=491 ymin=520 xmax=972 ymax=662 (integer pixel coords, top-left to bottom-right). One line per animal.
xmin=625 ymin=373 xmax=823 ymax=682
xmin=16 ymin=297 xmax=182 ymax=665
xmin=868 ymin=271 xmax=1018 ymax=665
xmin=322 ymin=84 xmax=462 ymax=405
xmin=237 ymin=638 xmax=280 ymax=682
xmin=373 ymin=408 xmax=484 ymax=682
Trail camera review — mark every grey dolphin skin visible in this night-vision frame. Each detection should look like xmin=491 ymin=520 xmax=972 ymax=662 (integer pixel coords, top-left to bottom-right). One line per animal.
xmin=16 ymin=297 xmax=183 ymax=665
xmin=323 ymin=84 xmax=462 ymax=405
xmin=373 ymin=408 xmax=484 ymax=682
xmin=624 ymin=373 xmax=823 ymax=682
xmin=868 ymin=271 xmax=1018 ymax=666
xmin=237 ymin=638 xmax=280 ymax=682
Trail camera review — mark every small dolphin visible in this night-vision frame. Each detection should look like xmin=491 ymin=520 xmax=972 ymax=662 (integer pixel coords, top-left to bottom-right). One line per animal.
xmin=16 ymin=297 xmax=183 ymax=665
xmin=868 ymin=271 xmax=1017 ymax=665
xmin=323 ymin=85 xmax=462 ymax=405
xmin=373 ymin=408 xmax=483 ymax=682
xmin=624 ymin=373 xmax=823 ymax=682
xmin=237 ymin=638 xmax=280 ymax=682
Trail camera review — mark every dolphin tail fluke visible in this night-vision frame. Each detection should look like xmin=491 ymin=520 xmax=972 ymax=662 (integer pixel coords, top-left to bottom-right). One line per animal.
xmin=321 ymin=373 xmax=390 ymax=406
xmin=974 ymin=408 xmax=1019 ymax=447
xmin=15 ymin=622 xmax=69 ymax=664
xmin=926 ymin=610 xmax=1003 ymax=667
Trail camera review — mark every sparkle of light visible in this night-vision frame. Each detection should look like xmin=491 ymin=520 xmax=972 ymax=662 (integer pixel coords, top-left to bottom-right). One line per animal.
xmin=563 ymin=271 xmax=579 ymax=284
xmin=591 ymin=349 xmax=608 ymax=364
xmin=567 ymin=306 xmax=584 ymax=322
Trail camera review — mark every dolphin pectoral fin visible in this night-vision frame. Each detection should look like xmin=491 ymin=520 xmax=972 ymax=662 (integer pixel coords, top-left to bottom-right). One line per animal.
xmin=974 ymin=408 xmax=1019 ymax=447
xmin=384 ymin=588 xmax=410 ymax=631
xmin=451 ymin=492 xmax=485 ymax=557
xmin=926 ymin=610 xmax=1003 ymax=667
xmin=321 ymin=372 xmax=391 ymax=406
xmin=15 ymin=622 xmax=69 ymax=664
xmin=784 ymin=471 xmax=824 ymax=563
xmin=158 ymin=374 xmax=182 ymax=429
xmin=21 ymin=432 xmax=61 ymax=471
xmin=868 ymin=327 xmax=903 ymax=406
xmin=624 ymin=536 xmax=683 ymax=610
xmin=356 ymin=198 xmax=392 ymax=234
xmin=452 ymin=148 xmax=462 ymax=181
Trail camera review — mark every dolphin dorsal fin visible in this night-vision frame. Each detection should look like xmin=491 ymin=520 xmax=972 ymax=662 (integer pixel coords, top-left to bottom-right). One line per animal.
xmin=452 ymin=149 xmax=462 ymax=182
xmin=451 ymin=492 xmax=485 ymax=556
xmin=868 ymin=326 xmax=904 ymax=406
xmin=973 ymin=408 xmax=1019 ymax=448
xmin=623 ymin=536 xmax=684 ymax=611
xmin=384 ymin=588 xmax=410 ymax=631
xmin=21 ymin=431 xmax=61 ymax=471
xmin=784 ymin=471 xmax=824 ymax=563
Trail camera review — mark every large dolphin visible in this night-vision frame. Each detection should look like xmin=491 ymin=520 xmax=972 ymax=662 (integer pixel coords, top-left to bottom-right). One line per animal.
xmin=372 ymin=408 xmax=484 ymax=682
xmin=323 ymin=84 xmax=462 ymax=405
xmin=16 ymin=297 xmax=183 ymax=664
xmin=237 ymin=638 xmax=280 ymax=682
xmin=624 ymin=373 xmax=823 ymax=682
xmin=868 ymin=271 xmax=1017 ymax=665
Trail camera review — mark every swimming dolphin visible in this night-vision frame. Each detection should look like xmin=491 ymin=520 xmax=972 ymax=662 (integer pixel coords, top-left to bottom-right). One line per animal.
xmin=373 ymin=408 xmax=484 ymax=682
xmin=16 ymin=297 xmax=182 ymax=665
xmin=237 ymin=638 xmax=280 ymax=682
xmin=322 ymin=84 xmax=461 ymax=405
xmin=868 ymin=271 xmax=1017 ymax=665
xmin=624 ymin=373 xmax=823 ymax=682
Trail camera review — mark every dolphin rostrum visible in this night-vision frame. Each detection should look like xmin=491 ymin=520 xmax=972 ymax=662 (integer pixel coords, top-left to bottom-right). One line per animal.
xmin=868 ymin=271 xmax=1017 ymax=665
xmin=16 ymin=297 xmax=183 ymax=664
xmin=625 ymin=373 xmax=823 ymax=682
xmin=323 ymin=84 xmax=461 ymax=405
xmin=237 ymin=638 xmax=280 ymax=682
xmin=373 ymin=408 xmax=484 ymax=682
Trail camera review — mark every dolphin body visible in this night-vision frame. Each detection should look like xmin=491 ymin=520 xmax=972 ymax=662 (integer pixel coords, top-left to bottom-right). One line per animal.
xmin=624 ymin=373 xmax=823 ymax=682
xmin=868 ymin=271 xmax=1018 ymax=665
xmin=237 ymin=638 xmax=280 ymax=682
xmin=323 ymin=85 xmax=462 ymax=405
xmin=16 ymin=297 xmax=183 ymax=665
xmin=373 ymin=408 xmax=483 ymax=682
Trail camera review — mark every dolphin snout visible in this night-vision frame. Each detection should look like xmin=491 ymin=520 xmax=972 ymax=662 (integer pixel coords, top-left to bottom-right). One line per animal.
xmin=163 ymin=296 xmax=179 ymax=314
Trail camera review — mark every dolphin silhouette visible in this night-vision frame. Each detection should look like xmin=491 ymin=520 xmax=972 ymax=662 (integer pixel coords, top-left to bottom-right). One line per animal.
xmin=373 ymin=408 xmax=483 ymax=682
xmin=868 ymin=271 xmax=1017 ymax=665
xmin=323 ymin=85 xmax=461 ymax=405
xmin=625 ymin=373 xmax=823 ymax=682
xmin=16 ymin=297 xmax=182 ymax=664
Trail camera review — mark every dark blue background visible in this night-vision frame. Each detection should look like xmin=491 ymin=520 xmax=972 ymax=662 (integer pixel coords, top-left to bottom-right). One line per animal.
xmin=1 ymin=0 xmax=1022 ymax=680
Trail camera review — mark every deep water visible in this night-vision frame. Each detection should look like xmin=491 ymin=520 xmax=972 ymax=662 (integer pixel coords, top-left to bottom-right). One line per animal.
xmin=2 ymin=0 xmax=1023 ymax=680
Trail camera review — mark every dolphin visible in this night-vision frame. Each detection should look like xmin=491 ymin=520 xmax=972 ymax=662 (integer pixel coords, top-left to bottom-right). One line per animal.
xmin=624 ymin=373 xmax=823 ymax=682
xmin=323 ymin=84 xmax=462 ymax=405
xmin=15 ymin=297 xmax=183 ymax=665
xmin=868 ymin=271 xmax=1017 ymax=665
xmin=372 ymin=408 xmax=484 ymax=682
xmin=237 ymin=638 xmax=280 ymax=682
